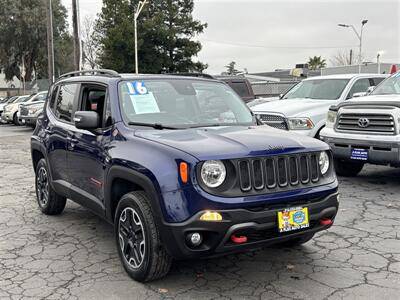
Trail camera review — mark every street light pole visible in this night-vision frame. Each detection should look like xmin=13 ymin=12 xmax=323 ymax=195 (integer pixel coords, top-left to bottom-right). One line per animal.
xmin=338 ymin=20 xmax=368 ymax=74
xmin=45 ymin=0 xmax=55 ymax=83
xmin=134 ymin=0 xmax=148 ymax=74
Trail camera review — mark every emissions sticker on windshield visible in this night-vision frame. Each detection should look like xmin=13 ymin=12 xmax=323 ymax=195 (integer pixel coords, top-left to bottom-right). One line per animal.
xmin=128 ymin=81 xmax=149 ymax=95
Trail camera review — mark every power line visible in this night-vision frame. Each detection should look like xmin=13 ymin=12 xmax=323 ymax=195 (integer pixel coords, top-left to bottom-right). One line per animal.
xmin=202 ymin=39 xmax=358 ymax=49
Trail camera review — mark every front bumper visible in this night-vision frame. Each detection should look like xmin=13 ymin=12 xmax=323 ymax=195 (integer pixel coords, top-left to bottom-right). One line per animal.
xmin=1 ymin=111 xmax=13 ymax=122
xmin=161 ymin=192 xmax=339 ymax=260
xmin=321 ymin=128 xmax=400 ymax=166
xmin=19 ymin=115 xmax=38 ymax=126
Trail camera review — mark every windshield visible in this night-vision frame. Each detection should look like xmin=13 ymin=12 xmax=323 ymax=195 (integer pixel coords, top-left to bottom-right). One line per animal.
xmin=15 ymin=96 xmax=29 ymax=103
xmin=283 ymin=79 xmax=349 ymax=100
xmin=372 ymin=73 xmax=400 ymax=95
xmin=119 ymin=79 xmax=255 ymax=128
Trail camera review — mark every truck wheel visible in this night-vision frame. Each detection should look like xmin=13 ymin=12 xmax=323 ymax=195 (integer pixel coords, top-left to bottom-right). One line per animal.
xmin=13 ymin=112 xmax=20 ymax=126
xmin=278 ymin=233 xmax=315 ymax=247
xmin=35 ymin=159 xmax=66 ymax=215
xmin=334 ymin=158 xmax=364 ymax=177
xmin=115 ymin=191 xmax=172 ymax=282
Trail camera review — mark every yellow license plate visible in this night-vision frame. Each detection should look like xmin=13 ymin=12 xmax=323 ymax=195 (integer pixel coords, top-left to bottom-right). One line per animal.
xmin=278 ymin=207 xmax=309 ymax=233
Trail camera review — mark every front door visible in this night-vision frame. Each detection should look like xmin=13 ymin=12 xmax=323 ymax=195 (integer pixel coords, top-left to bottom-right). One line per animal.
xmin=66 ymin=84 xmax=112 ymax=216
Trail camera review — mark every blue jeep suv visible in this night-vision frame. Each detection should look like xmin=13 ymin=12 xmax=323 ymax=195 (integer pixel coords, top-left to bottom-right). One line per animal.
xmin=31 ymin=70 xmax=339 ymax=282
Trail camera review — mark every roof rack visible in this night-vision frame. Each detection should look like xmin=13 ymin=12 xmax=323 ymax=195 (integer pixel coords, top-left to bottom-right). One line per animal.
xmin=56 ymin=69 xmax=120 ymax=81
xmin=167 ymin=73 xmax=215 ymax=80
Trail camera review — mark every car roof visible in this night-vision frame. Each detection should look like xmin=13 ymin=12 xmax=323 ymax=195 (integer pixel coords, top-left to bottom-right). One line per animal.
xmin=303 ymin=73 xmax=387 ymax=81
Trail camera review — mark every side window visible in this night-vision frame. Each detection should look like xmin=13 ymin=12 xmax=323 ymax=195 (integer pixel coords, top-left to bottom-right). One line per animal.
xmin=79 ymin=85 xmax=108 ymax=128
xmin=55 ymin=84 xmax=79 ymax=122
xmin=347 ymin=79 xmax=370 ymax=99
xmin=373 ymin=78 xmax=385 ymax=86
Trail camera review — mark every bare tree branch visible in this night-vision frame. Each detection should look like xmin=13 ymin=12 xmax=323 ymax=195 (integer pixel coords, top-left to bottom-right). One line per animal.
xmin=81 ymin=16 xmax=99 ymax=69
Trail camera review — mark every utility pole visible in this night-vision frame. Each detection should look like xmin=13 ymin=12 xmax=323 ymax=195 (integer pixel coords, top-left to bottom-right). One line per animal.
xmin=349 ymin=49 xmax=353 ymax=65
xmin=338 ymin=20 xmax=368 ymax=73
xmin=46 ymin=0 xmax=55 ymax=83
xmin=134 ymin=0 xmax=148 ymax=74
xmin=72 ymin=0 xmax=81 ymax=70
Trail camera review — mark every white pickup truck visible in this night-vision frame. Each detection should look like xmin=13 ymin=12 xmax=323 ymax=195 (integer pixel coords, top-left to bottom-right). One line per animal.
xmin=320 ymin=72 xmax=400 ymax=176
xmin=251 ymin=74 xmax=387 ymax=138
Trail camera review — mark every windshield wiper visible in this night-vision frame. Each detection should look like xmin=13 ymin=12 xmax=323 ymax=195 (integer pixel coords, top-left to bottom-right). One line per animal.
xmin=128 ymin=122 xmax=179 ymax=130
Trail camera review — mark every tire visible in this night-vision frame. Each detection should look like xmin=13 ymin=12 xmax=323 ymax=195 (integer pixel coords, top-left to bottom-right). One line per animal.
xmin=115 ymin=191 xmax=172 ymax=282
xmin=278 ymin=233 xmax=315 ymax=247
xmin=334 ymin=158 xmax=364 ymax=177
xmin=13 ymin=112 xmax=20 ymax=126
xmin=35 ymin=159 xmax=67 ymax=215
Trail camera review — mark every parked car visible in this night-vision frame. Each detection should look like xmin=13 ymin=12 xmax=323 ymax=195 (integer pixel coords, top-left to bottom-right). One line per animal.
xmin=251 ymin=74 xmax=387 ymax=138
xmin=320 ymin=72 xmax=400 ymax=176
xmin=1 ymin=95 xmax=30 ymax=124
xmin=19 ymin=100 xmax=46 ymax=127
xmin=0 ymin=96 xmax=18 ymax=118
xmin=2 ymin=92 xmax=47 ymax=125
xmin=31 ymin=70 xmax=338 ymax=282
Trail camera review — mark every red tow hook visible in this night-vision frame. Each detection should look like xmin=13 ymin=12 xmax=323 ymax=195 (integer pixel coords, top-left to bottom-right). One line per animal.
xmin=231 ymin=234 xmax=248 ymax=244
xmin=320 ymin=218 xmax=333 ymax=226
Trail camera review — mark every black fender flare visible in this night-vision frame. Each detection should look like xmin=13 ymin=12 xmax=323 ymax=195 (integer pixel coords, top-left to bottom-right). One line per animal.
xmin=30 ymin=137 xmax=48 ymax=171
xmin=105 ymin=165 xmax=165 ymax=225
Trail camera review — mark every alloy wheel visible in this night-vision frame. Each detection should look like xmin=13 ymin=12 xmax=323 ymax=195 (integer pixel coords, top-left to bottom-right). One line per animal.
xmin=36 ymin=167 xmax=49 ymax=207
xmin=118 ymin=207 xmax=146 ymax=269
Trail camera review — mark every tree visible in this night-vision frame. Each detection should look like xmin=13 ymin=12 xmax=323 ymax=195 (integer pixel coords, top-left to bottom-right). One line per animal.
xmin=330 ymin=49 xmax=361 ymax=66
xmin=81 ymin=16 xmax=99 ymax=69
xmin=96 ymin=0 xmax=207 ymax=74
xmin=224 ymin=61 xmax=239 ymax=75
xmin=307 ymin=56 xmax=326 ymax=70
xmin=0 ymin=0 xmax=73 ymax=83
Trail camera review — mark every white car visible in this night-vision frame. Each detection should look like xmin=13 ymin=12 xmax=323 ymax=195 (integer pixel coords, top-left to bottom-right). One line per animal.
xmin=251 ymin=74 xmax=387 ymax=138
xmin=2 ymin=91 xmax=47 ymax=125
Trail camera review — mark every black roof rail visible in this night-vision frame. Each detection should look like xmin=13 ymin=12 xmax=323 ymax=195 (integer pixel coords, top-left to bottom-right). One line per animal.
xmin=167 ymin=73 xmax=215 ymax=80
xmin=56 ymin=69 xmax=120 ymax=81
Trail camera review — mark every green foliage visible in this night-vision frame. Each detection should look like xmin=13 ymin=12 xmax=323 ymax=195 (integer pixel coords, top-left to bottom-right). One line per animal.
xmin=96 ymin=0 xmax=207 ymax=74
xmin=0 ymin=0 xmax=73 ymax=82
xmin=225 ymin=61 xmax=239 ymax=75
xmin=307 ymin=56 xmax=327 ymax=70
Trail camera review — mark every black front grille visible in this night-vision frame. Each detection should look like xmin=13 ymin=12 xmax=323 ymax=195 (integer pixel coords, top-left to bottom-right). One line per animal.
xmin=20 ymin=106 xmax=29 ymax=116
xmin=236 ymin=153 xmax=321 ymax=193
xmin=258 ymin=114 xmax=288 ymax=130
xmin=336 ymin=113 xmax=395 ymax=135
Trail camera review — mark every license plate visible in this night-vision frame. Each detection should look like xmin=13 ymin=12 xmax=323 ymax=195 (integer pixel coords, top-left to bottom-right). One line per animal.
xmin=351 ymin=148 xmax=368 ymax=161
xmin=278 ymin=207 xmax=309 ymax=233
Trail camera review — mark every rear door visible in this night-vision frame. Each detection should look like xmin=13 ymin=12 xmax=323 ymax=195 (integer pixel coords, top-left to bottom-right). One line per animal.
xmin=45 ymin=83 xmax=80 ymax=192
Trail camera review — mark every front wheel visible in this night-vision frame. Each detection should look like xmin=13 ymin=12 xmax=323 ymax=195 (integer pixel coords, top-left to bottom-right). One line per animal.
xmin=13 ymin=112 xmax=20 ymax=126
xmin=115 ymin=191 xmax=172 ymax=282
xmin=334 ymin=158 xmax=364 ymax=177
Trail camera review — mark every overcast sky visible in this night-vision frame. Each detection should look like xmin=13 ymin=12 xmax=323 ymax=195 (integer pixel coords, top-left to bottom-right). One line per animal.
xmin=62 ymin=0 xmax=400 ymax=74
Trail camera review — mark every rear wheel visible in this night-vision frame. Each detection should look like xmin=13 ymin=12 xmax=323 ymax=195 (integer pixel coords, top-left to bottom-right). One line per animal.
xmin=35 ymin=159 xmax=66 ymax=215
xmin=115 ymin=191 xmax=172 ymax=282
xmin=334 ymin=158 xmax=364 ymax=177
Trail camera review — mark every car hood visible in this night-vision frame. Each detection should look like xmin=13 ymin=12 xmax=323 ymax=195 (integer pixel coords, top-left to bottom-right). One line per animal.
xmin=346 ymin=94 xmax=400 ymax=103
xmin=21 ymin=101 xmax=45 ymax=108
xmin=134 ymin=125 xmax=328 ymax=161
xmin=251 ymin=98 xmax=338 ymax=117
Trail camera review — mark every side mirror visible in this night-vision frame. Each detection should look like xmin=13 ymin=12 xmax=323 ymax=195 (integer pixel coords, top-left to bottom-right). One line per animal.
xmin=352 ymin=92 xmax=367 ymax=98
xmin=367 ymin=86 xmax=375 ymax=94
xmin=74 ymin=111 xmax=100 ymax=130
xmin=279 ymin=93 xmax=284 ymax=99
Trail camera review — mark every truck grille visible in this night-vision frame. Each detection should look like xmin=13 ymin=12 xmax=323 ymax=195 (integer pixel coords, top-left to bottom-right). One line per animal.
xmin=258 ymin=114 xmax=288 ymax=130
xmin=337 ymin=113 xmax=395 ymax=135
xmin=237 ymin=153 xmax=320 ymax=193
xmin=20 ymin=106 xmax=29 ymax=116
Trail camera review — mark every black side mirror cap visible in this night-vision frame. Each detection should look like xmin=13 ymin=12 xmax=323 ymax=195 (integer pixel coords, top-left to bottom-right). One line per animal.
xmin=74 ymin=111 xmax=100 ymax=130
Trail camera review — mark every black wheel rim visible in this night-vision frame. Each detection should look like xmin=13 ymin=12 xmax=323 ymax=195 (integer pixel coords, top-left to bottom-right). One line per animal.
xmin=36 ymin=167 xmax=49 ymax=207
xmin=118 ymin=207 xmax=146 ymax=269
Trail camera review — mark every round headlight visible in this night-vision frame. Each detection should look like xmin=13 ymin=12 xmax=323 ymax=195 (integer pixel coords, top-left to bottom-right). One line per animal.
xmin=200 ymin=160 xmax=226 ymax=188
xmin=319 ymin=152 xmax=330 ymax=175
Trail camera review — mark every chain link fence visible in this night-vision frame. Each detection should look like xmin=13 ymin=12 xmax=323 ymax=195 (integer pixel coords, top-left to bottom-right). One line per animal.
xmin=251 ymin=81 xmax=298 ymax=98
xmin=0 ymin=79 xmax=51 ymax=98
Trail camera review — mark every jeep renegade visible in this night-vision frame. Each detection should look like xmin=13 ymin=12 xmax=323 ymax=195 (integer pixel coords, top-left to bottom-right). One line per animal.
xmin=31 ymin=70 xmax=339 ymax=282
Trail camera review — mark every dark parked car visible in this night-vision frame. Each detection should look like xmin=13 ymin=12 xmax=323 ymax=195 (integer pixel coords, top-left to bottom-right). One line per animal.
xmin=217 ymin=76 xmax=256 ymax=102
xmin=31 ymin=69 xmax=339 ymax=282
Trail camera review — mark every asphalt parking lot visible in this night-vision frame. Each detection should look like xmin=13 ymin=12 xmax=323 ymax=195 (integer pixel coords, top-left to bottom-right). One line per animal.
xmin=0 ymin=124 xmax=399 ymax=300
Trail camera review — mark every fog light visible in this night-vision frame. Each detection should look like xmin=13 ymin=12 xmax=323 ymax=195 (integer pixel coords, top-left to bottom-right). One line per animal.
xmin=187 ymin=232 xmax=202 ymax=247
xmin=200 ymin=211 xmax=223 ymax=222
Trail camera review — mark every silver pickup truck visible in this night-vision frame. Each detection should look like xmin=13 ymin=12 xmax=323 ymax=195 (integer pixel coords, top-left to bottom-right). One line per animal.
xmin=320 ymin=72 xmax=400 ymax=176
